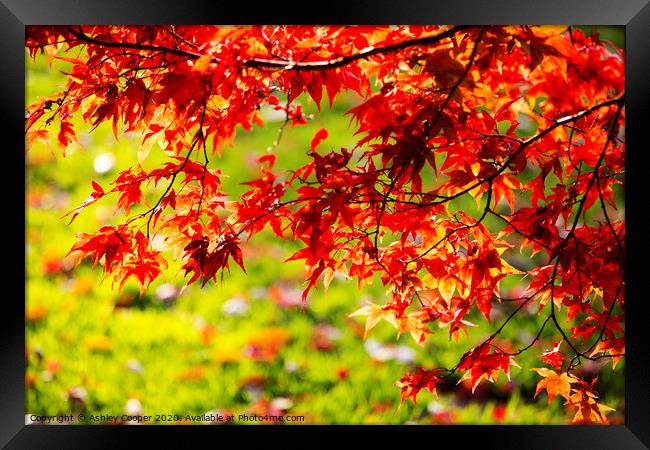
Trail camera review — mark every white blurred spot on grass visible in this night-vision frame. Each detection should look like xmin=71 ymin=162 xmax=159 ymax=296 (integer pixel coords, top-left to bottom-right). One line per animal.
xmin=222 ymin=296 xmax=249 ymax=316
xmin=125 ymin=398 xmax=144 ymax=416
xmin=93 ymin=152 xmax=116 ymax=174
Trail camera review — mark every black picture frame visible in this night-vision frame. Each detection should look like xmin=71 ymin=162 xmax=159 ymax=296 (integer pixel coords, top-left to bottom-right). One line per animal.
xmin=4 ymin=1 xmax=649 ymax=448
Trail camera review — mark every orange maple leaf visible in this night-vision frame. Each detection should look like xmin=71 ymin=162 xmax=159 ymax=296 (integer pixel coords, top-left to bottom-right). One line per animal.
xmin=532 ymin=368 xmax=572 ymax=405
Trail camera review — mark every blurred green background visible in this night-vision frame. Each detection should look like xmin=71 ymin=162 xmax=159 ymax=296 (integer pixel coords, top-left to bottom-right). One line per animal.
xmin=25 ymin=26 xmax=624 ymax=425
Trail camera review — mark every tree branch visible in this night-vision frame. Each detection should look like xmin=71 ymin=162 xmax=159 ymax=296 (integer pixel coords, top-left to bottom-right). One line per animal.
xmin=244 ymin=26 xmax=476 ymax=71
xmin=67 ymin=26 xmax=203 ymax=59
xmin=65 ymin=25 xmax=476 ymax=73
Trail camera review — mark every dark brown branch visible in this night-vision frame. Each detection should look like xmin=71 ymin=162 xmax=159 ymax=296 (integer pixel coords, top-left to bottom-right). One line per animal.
xmin=428 ymin=95 xmax=625 ymax=207
xmin=143 ymin=134 xmax=200 ymax=238
xmin=547 ymin=101 xmax=625 ymax=363
xmin=162 ymin=25 xmax=201 ymax=50
xmin=596 ymin=172 xmax=625 ymax=259
xmin=243 ymin=26 xmax=476 ymax=71
xmin=67 ymin=26 xmax=203 ymax=60
xmin=195 ymin=96 xmax=211 ymax=219
xmin=373 ymin=163 xmax=408 ymax=272
xmin=65 ymin=25 xmax=476 ymax=74
xmin=425 ymin=27 xmax=484 ymax=138
xmin=498 ymin=314 xmax=554 ymax=357
xmin=487 ymin=208 xmax=552 ymax=251
xmin=584 ymin=280 xmax=624 ymax=357
xmin=120 ymin=104 xmax=210 ymax=237
xmin=401 ymin=180 xmax=493 ymax=264
xmin=235 ymin=197 xmax=323 ymax=238
xmin=441 ymin=279 xmax=552 ymax=379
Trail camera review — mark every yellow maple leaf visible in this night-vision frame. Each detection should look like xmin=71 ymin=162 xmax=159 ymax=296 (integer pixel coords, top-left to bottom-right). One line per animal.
xmin=437 ymin=276 xmax=456 ymax=307
xmin=349 ymin=301 xmax=398 ymax=338
xmin=192 ymin=54 xmax=212 ymax=73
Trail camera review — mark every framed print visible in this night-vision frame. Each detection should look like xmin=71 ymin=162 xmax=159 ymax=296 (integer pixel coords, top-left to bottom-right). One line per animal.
xmin=3 ymin=0 xmax=649 ymax=447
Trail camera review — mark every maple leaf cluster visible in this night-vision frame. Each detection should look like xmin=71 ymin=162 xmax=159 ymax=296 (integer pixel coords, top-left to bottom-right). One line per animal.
xmin=533 ymin=368 xmax=616 ymax=424
xmin=26 ymin=25 xmax=624 ymax=422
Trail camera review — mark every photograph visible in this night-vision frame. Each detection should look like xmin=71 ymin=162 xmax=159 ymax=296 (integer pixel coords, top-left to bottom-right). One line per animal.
xmin=23 ymin=24 xmax=627 ymax=427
